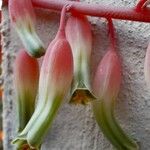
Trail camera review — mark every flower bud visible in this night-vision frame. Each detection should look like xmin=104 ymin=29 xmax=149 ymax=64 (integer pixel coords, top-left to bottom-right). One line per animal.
xmin=92 ymin=48 xmax=138 ymax=149
xmin=13 ymin=6 xmax=73 ymax=149
xmin=92 ymin=19 xmax=138 ymax=150
xmin=14 ymin=49 xmax=39 ymax=132
xmin=9 ymin=0 xmax=45 ymax=57
xmin=65 ymin=12 xmax=95 ymax=105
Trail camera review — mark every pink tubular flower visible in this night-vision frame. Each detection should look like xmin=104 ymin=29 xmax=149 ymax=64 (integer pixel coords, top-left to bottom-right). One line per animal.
xmin=13 ymin=6 xmax=73 ymax=149
xmin=65 ymin=12 xmax=95 ymax=105
xmin=92 ymin=19 xmax=138 ymax=150
xmin=14 ymin=49 xmax=39 ymax=132
xmin=9 ymin=0 xmax=45 ymax=57
xmin=93 ymin=48 xmax=138 ymax=149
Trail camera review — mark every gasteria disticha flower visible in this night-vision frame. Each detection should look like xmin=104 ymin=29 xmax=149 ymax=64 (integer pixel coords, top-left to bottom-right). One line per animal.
xmin=65 ymin=12 xmax=95 ymax=105
xmin=92 ymin=19 xmax=139 ymax=150
xmin=14 ymin=49 xmax=39 ymax=132
xmin=9 ymin=0 xmax=45 ymax=57
xmin=13 ymin=5 xmax=73 ymax=149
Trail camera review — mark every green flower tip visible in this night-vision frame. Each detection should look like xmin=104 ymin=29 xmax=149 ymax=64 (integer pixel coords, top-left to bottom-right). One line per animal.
xmin=12 ymin=138 xmax=40 ymax=150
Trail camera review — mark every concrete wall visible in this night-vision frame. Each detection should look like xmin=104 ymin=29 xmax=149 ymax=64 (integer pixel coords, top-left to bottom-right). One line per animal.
xmin=2 ymin=0 xmax=150 ymax=149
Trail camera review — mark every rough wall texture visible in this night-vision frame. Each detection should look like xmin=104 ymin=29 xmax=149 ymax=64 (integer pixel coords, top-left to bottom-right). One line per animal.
xmin=2 ymin=0 xmax=150 ymax=150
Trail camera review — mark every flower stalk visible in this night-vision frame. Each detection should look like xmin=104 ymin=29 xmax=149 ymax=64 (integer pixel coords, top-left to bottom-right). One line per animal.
xmin=65 ymin=12 xmax=95 ymax=104
xmin=14 ymin=49 xmax=39 ymax=133
xmin=31 ymin=0 xmax=150 ymax=22
xmin=92 ymin=19 xmax=139 ymax=150
xmin=5 ymin=0 xmax=150 ymax=22
xmin=13 ymin=5 xmax=73 ymax=149
xmin=9 ymin=0 xmax=45 ymax=57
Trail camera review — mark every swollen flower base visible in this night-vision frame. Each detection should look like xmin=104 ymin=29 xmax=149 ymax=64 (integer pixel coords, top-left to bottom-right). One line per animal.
xmin=65 ymin=12 xmax=95 ymax=105
xmin=9 ymin=0 xmax=45 ymax=57
xmin=12 ymin=6 xmax=73 ymax=149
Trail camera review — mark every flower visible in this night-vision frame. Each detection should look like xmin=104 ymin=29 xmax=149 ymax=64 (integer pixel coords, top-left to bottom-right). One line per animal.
xmin=14 ymin=49 xmax=39 ymax=132
xmin=13 ymin=6 xmax=73 ymax=149
xmin=9 ymin=0 xmax=45 ymax=57
xmin=92 ymin=19 xmax=138 ymax=150
xmin=65 ymin=12 xmax=95 ymax=105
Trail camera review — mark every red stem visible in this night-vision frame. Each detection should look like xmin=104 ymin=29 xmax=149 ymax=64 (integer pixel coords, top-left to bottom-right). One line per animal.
xmin=57 ymin=5 xmax=73 ymax=38
xmin=59 ymin=6 xmax=67 ymax=32
xmin=31 ymin=0 xmax=150 ymax=22
xmin=56 ymin=5 xmax=68 ymax=38
xmin=136 ymin=0 xmax=148 ymax=12
xmin=107 ymin=18 xmax=116 ymax=50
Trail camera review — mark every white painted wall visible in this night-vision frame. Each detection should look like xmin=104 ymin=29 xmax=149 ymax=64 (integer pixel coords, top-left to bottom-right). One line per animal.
xmin=2 ymin=0 xmax=150 ymax=149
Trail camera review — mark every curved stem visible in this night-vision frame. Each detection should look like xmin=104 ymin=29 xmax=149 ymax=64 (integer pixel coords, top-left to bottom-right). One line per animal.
xmin=58 ymin=6 xmax=67 ymax=33
xmin=56 ymin=5 xmax=72 ymax=38
xmin=56 ymin=6 xmax=67 ymax=38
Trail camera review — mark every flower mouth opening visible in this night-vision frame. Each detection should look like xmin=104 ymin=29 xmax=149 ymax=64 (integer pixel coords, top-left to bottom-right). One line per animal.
xmin=70 ymin=88 xmax=96 ymax=105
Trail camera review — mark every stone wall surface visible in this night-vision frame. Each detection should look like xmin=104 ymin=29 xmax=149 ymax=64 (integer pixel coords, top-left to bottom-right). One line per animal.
xmin=1 ymin=0 xmax=150 ymax=150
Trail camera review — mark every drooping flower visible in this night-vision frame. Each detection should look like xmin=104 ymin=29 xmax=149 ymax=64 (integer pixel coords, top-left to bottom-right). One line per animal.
xmin=65 ymin=12 xmax=95 ymax=105
xmin=9 ymin=0 xmax=45 ymax=57
xmin=13 ymin=6 xmax=73 ymax=149
xmin=92 ymin=19 xmax=139 ymax=150
xmin=14 ymin=49 xmax=39 ymax=132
